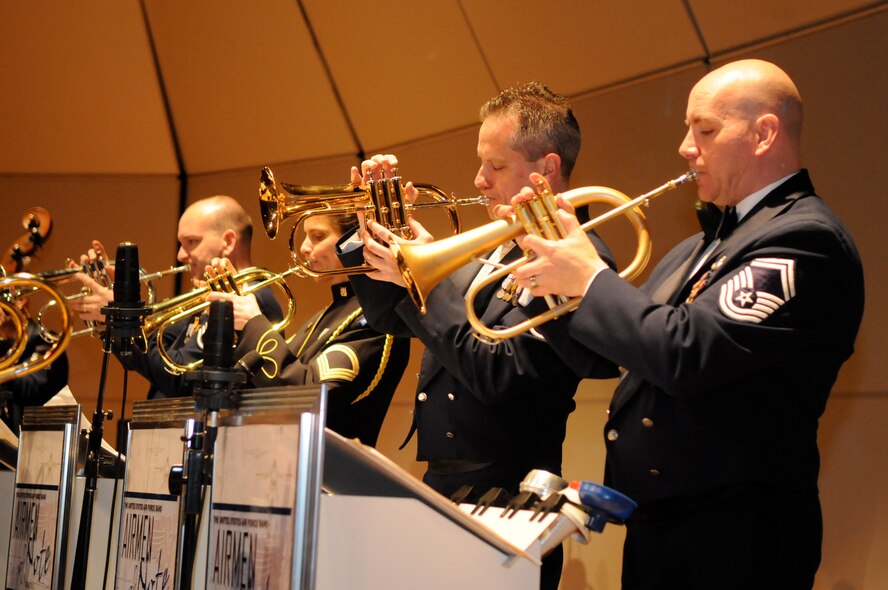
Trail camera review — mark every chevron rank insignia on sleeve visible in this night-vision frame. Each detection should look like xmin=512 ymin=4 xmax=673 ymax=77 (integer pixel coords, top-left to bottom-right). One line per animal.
xmin=316 ymin=344 xmax=360 ymax=382
xmin=718 ymin=258 xmax=796 ymax=323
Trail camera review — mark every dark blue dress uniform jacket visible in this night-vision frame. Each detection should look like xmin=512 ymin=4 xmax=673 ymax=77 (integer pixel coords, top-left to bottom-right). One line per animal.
xmin=541 ymin=170 xmax=864 ymax=505
xmin=340 ymin=231 xmax=618 ymax=487
xmin=234 ymin=282 xmax=409 ymax=447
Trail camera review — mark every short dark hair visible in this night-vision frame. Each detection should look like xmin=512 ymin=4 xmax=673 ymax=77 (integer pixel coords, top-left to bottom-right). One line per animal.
xmin=479 ymin=82 xmax=581 ymax=181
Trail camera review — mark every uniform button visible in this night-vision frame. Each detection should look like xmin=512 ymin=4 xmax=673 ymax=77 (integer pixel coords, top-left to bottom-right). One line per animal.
xmin=606 ymin=429 xmax=619 ymax=442
xmin=445 ymin=432 xmax=455 ymax=438
xmin=415 ymin=372 xmax=420 ymax=379
xmin=447 ymin=393 xmax=455 ymax=401
xmin=649 ymin=468 xmax=661 ymax=477
xmin=417 ymin=392 xmax=427 ymax=402
xmin=642 ymin=417 xmax=654 ymax=428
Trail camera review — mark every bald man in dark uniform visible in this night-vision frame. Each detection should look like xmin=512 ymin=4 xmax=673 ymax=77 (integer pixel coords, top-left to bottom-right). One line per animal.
xmin=512 ymin=59 xmax=865 ymax=589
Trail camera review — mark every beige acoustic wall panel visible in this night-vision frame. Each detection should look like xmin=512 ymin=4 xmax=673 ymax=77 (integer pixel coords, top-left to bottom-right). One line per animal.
xmin=304 ymin=0 xmax=499 ymax=149
xmin=688 ymin=0 xmax=885 ymax=54
xmin=462 ymin=0 xmax=703 ymax=96
xmin=706 ymin=11 xmax=888 ymax=394
xmin=144 ymin=0 xmax=357 ymax=173
xmin=0 ymin=1 xmax=177 ymax=174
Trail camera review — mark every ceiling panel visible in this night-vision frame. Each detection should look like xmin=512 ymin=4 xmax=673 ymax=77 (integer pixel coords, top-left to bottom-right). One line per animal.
xmin=0 ymin=1 xmax=177 ymax=174
xmin=1 ymin=1 xmax=884 ymax=178
xmin=304 ymin=0 xmax=499 ymax=150
xmin=689 ymin=0 xmax=883 ymax=54
xmin=462 ymin=0 xmax=703 ymax=96
xmin=145 ymin=0 xmax=357 ymax=174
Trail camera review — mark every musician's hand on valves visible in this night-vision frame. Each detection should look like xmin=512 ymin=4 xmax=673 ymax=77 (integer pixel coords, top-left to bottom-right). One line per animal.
xmin=68 ymin=240 xmax=113 ymax=322
xmin=69 ymin=274 xmax=113 ymax=322
xmin=79 ymin=240 xmax=115 ymax=283
xmin=511 ymin=173 xmax=609 ymax=298
xmin=204 ymin=257 xmax=261 ymax=330
xmin=362 ymin=217 xmax=433 ymax=287
xmin=350 ymin=154 xmax=419 ymax=231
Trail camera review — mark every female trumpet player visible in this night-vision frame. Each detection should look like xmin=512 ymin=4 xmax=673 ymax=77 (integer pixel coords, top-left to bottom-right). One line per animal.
xmin=206 ymin=212 xmax=410 ymax=447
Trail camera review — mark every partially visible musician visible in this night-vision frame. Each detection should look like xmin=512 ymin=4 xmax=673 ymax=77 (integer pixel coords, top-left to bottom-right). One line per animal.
xmin=509 ymin=59 xmax=865 ymax=589
xmin=206 ymin=212 xmax=410 ymax=447
xmin=0 ymin=299 xmax=68 ymax=431
xmin=339 ymin=82 xmax=618 ymax=590
xmin=0 ymin=207 xmax=67 ymax=431
xmin=70 ymin=195 xmax=282 ymax=399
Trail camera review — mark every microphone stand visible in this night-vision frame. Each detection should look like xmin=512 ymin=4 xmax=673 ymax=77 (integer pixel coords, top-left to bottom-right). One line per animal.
xmin=71 ymin=243 xmax=149 ymax=590
xmin=170 ymin=301 xmax=255 ymax=590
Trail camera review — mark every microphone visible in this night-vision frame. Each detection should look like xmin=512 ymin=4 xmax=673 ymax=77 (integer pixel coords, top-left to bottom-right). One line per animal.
xmin=102 ymin=242 xmax=150 ymax=353
xmin=185 ymin=300 xmax=249 ymax=413
xmin=174 ymin=301 xmax=255 ymax=589
xmin=203 ymin=300 xmax=234 ymax=369
xmin=111 ymin=241 xmax=143 ymax=307
xmin=73 ymin=242 xmax=150 ymax=590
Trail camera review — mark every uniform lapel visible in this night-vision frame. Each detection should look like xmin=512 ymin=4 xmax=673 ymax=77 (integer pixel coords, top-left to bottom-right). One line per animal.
xmin=475 ymin=245 xmax=524 ymax=324
xmin=610 ymin=171 xmax=815 ymax=417
xmin=650 ymin=239 xmax=708 ymax=305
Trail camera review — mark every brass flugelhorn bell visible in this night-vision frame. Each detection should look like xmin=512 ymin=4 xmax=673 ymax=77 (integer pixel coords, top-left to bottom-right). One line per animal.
xmin=259 ymin=166 xmax=488 ymax=277
xmin=391 ymin=171 xmax=697 ymax=342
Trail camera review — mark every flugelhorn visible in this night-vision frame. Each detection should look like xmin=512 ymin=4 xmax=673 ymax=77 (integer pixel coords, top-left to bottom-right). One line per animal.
xmin=259 ymin=166 xmax=488 ymax=277
xmin=391 ymin=171 xmax=698 ymax=342
xmin=144 ymin=266 xmax=298 ymax=375
xmin=0 ymin=273 xmax=72 ymax=384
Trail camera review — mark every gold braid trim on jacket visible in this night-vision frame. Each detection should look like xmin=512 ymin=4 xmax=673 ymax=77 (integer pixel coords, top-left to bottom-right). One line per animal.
xmin=320 ymin=308 xmax=393 ymax=404
xmin=263 ymin=306 xmax=394 ymax=404
xmin=351 ymin=333 xmax=393 ymax=404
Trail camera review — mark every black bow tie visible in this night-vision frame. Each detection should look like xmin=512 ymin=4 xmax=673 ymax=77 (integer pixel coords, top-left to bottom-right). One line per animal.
xmin=696 ymin=202 xmax=738 ymax=242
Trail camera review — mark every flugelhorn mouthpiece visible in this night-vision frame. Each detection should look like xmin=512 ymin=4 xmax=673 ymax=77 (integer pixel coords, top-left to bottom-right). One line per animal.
xmin=679 ymin=170 xmax=698 ymax=184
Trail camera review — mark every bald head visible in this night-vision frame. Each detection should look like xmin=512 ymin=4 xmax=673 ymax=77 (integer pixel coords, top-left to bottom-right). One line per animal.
xmin=680 ymin=59 xmax=804 ymax=206
xmin=185 ymin=196 xmax=253 ymax=243
xmin=698 ymin=59 xmax=803 ymax=145
xmin=177 ymin=195 xmax=254 ymax=279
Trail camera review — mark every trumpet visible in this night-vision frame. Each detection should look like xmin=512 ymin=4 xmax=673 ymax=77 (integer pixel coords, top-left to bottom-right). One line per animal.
xmin=32 ymin=262 xmax=191 ymax=342
xmin=259 ymin=166 xmax=488 ymax=277
xmin=144 ymin=266 xmax=299 ymax=375
xmin=0 ymin=273 xmax=72 ymax=384
xmin=391 ymin=171 xmax=698 ymax=342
